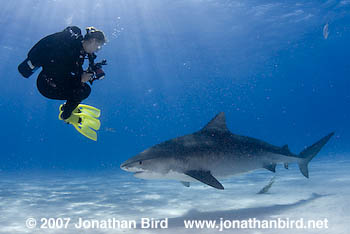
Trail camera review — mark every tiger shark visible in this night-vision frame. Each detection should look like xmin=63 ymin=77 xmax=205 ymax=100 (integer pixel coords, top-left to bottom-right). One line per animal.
xmin=120 ymin=113 xmax=334 ymax=190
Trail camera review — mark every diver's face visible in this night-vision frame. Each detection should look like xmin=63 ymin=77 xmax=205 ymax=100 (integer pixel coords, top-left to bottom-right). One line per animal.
xmin=83 ymin=38 xmax=104 ymax=54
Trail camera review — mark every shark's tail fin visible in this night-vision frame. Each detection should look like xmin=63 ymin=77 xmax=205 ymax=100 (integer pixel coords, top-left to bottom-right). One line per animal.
xmin=298 ymin=132 xmax=334 ymax=178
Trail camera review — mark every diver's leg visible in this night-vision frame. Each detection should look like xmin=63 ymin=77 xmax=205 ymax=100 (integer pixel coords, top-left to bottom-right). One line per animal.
xmin=37 ymin=72 xmax=91 ymax=119
xmin=71 ymin=83 xmax=91 ymax=101
xmin=37 ymin=72 xmax=73 ymax=119
xmin=61 ymin=83 xmax=91 ymax=119
xmin=36 ymin=72 xmax=66 ymax=100
xmin=60 ymin=101 xmax=80 ymax=120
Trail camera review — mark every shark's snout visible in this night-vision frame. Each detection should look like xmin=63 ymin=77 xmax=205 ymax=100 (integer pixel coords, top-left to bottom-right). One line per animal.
xmin=121 ymin=151 xmax=155 ymax=172
xmin=120 ymin=161 xmax=133 ymax=172
xmin=120 ymin=162 xmax=127 ymax=171
xmin=120 ymin=159 xmax=145 ymax=173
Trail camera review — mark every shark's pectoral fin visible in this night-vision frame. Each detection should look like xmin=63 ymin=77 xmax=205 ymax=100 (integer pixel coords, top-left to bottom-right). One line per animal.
xmin=180 ymin=181 xmax=190 ymax=187
xmin=263 ymin=163 xmax=276 ymax=173
xmin=185 ymin=170 xmax=224 ymax=190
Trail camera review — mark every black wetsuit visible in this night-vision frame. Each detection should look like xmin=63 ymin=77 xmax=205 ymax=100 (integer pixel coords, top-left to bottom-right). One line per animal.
xmin=27 ymin=26 xmax=91 ymax=119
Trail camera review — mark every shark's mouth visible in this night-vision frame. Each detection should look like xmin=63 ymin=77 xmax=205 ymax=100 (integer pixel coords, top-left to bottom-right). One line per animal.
xmin=133 ymin=171 xmax=147 ymax=179
xmin=133 ymin=171 xmax=149 ymax=177
xmin=133 ymin=171 xmax=164 ymax=180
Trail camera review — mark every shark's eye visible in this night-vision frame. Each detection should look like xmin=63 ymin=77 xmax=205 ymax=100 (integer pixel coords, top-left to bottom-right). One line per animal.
xmin=139 ymin=161 xmax=142 ymax=165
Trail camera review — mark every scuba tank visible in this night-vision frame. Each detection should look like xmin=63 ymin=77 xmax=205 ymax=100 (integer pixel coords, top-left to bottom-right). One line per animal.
xmin=18 ymin=58 xmax=39 ymax=78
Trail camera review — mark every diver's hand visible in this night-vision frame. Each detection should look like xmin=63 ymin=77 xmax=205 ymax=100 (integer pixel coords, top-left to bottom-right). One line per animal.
xmin=81 ymin=72 xmax=93 ymax=83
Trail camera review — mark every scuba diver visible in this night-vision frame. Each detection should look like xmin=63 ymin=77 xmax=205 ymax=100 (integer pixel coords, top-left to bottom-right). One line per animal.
xmin=18 ymin=26 xmax=107 ymax=141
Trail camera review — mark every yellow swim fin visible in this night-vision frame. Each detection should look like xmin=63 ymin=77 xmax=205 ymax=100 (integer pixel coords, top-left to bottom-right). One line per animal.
xmin=59 ymin=104 xmax=101 ymax=141
xmin=77 ymin=104 xmax=101 ymax=118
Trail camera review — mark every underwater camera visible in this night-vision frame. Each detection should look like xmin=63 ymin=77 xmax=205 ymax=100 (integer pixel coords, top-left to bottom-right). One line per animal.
xmin=87 ymin=53 xmax=107 ymax=85
xmin=18 ymin=58 xmax=39 ymax=78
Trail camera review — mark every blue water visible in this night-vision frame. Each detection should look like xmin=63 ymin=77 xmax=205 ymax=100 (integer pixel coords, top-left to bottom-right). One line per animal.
xmin=0 ymin=0 xmax=349 ymax=233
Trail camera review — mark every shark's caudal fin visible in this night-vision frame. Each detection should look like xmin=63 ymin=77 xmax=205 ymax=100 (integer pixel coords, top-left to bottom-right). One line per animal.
xmin=298 ymin=132 xmax=334 ymax=178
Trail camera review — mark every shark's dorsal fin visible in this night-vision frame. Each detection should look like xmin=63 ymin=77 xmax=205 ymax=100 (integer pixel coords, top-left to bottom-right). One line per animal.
xmin=282 ymin=144 xmax=289 ymax=151
xmin=281 ymin=144 xmax=292 ymax=155
xmin=185 ymin=170 xmax=224 ymax=190
xmin=180 ymin=181 xmax=190 ymax=187
xmin=201 ymin=112 xmax=229 ymax=133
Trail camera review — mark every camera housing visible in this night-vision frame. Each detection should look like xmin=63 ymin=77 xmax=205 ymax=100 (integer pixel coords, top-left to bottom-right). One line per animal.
xmin=87 ymin=54 xmax=107 ymax=84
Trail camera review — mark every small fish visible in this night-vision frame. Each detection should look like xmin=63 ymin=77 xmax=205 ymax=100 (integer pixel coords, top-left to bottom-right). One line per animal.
xmin=105 ymin=127 xmax=116 ymax=133
xmin=323 ymin=23 xmax=329 ymax=39
xmin=257 ymin=176 xmax=276 ymax=194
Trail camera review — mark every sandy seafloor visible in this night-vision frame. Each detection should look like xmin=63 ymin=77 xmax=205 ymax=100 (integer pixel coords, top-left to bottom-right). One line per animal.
xmin=0 ymin=158 xmax=349 ymax=234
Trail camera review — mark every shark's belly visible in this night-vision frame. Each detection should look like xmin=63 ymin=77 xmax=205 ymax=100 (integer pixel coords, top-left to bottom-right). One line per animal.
xmin=134 ymin=170 xmax=197 ymax=182
xmin=135 ymin=153 xmax=298 ymax=182
xmin=185 ymin=153 xmax=262 ymax=178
